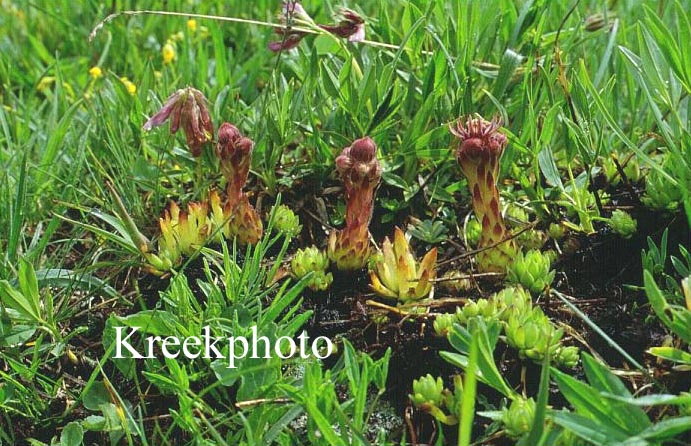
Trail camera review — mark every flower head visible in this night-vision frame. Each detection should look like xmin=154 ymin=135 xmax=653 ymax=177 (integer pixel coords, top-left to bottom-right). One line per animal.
xmin=162 ymin=42 xmax=176 ymax=64
xmin=319 ymin=9 xmax=365 ymax=42
xmin=89 ymin=66 xmax=103 ymax=79
xmin=335 ymin=136 xmax=382 ymax=227
xmin=142 ymin=87 xmax=213 ymax=157
xmin=120 ymin=77 xmax=137 ymax=95
xmin=450 ymin=115 xmax=507 ymax=168
xmin=187 ymin=19 xmax=197 ymax=32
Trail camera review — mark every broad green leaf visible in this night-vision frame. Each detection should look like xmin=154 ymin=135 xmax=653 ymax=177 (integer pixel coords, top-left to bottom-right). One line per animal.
xmin=83 ymin=381 xmax=111 ymax=411
xmin=549 ymin=410 xmax=631 ymax=445
xmin=0 ymin=322 xmax=36 ymax=347
xmin=17 ymin=258 xmax=41 ymax=319
xmin=0 ymin=281 xmax=40 ymax=322
xmin=551 ymin=367 xmax=648 ymax=434
xmin=60 ymin=421 xmax=84 ymax=446
xmin=34 ymin=268 xmax=119 ymax=299
xmin=644 ymin=270 xmax=691 ymax=343
xmin=492 ymin=48 xmax=524 ymax=99
xmin=443 ymin=320 xmax=515 ymax=398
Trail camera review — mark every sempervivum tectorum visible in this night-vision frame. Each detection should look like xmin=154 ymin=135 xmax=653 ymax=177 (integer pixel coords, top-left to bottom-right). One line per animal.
xmin=369 ymin=227 xmax=437 ymax=302
xmin=450 ymin=115 xmax=516 ymax=273
xmin=328 ymin=136 xmax=382 ymax=270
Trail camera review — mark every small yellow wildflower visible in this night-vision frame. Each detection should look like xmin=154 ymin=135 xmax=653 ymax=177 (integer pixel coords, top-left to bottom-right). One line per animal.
xmin=187 ymin=19 xmax=197 ymax=32
xmin=120 ymin=77 xmax=137 ymax=95
xmin=162 ymin=42 xmax=176 ymax=64
xmin=89 ymin=66 xmax=103 ymax=79
xmin=37 ymin=76 xmax=55 ymax=93
xmin=170 ymin=31 xmax=185 ymax=42
xmin=154 ymin=70 xmax=163 ymax=80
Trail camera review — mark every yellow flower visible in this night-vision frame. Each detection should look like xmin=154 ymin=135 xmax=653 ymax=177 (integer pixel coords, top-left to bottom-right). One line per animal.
xmin=162 ymin=42 xmax=176 ymax=64
xmin=89 ymin=66 xmax=103 ymax=79
xmin=154 ymin=70 xmax=162 ymax=80
xmin=37 ymin=76 xmax=55 ymax=92
xmin=187 ymin=19 xmax=197 ymax=32
xmin=120 ymin=77 xmax=137 ymax=95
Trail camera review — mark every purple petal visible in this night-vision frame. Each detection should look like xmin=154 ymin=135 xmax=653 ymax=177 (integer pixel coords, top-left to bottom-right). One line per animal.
xmin=142 ymin=90 xmax=182 ymax=131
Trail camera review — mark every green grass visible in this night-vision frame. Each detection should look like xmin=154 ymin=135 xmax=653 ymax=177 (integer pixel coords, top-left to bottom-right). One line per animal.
xmin=1 ymin=0 xmax=690 ymax=445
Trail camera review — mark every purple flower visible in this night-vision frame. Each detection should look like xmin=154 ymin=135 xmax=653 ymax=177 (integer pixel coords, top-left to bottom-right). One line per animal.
xmin=143 ymin=87 xmax=213 ymax=157
xmin=319 ymin=9 xmax=365 ymax=42
xmin=268 ymin=1 xmax=312 ymax=52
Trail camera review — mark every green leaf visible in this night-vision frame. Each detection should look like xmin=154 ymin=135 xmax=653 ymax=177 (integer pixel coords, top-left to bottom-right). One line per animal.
xmin=492 ymin=48 xmax=524 ymax=99
xmin=34 ymin=269 xmax=119 ymax=299
xmin=519 ymin=336 xmax=552 ymax=446
xmin=647 ymin=347 xmax=691 ymax=365
xmin=602 ymin=393 xmax=691 ymax=407
xmin=637 ymin=416 xmax=691 ymax=441
xmin=18 ymin=258 xmax=41 ymax=319
xmin=82 ymin=415 xmax=106 ymax=431
xmin=551 ymin=367 xmax=648 ymax=434
xmin=60 ymin=421 xmax=84 ymax=446
xmin=538 ymin=147 xmax=564 ymax=189
xmin=443 ymin=320 xmax=515 ymax=398
xmin=0 ymin=321 xmax=36 ymax=346
xmin=549 ymin=410 xmax=631 ymax=445
xmin=644 ymin=270 xmax=691 ymax=343
xmin=114 ymin=310 xmax=181 ymax=337
xmin=83 ymin=381 xmax=110 ymax=411
xmin=0 ymin=281 xmax=40 ymax=322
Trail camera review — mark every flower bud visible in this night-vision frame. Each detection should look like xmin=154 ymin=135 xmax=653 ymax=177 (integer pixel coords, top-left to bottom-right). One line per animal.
xmin=555 ymin=346 xmax=580 ymax=368
xmin=433 ymin=313 xmax=459 ymax=337
xmin=272 ymin=204 xmax=302 ymax=238
xmin=507 ymin=249 xmax=555 ymax=294
xmin=410 ymin=374 xmax=444 ymax=408
xmin=451 ymin=115 xmax=516 ymax=272
xmin=608 ymin=209 xmax=637 ymax=239
xmin=502 ymin=397 xmax=536 ymax=438
xmin=291 ymin=246 xmax=332 ymax=291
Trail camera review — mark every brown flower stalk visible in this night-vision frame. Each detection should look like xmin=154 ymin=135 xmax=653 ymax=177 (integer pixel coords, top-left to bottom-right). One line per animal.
xmin=215 ymin=122 xmax=263 ymax=244
xmin=328 ymin=136 xmax=382 ymax=270
xmin=451 ymin=115 xmax=516 ymax=273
